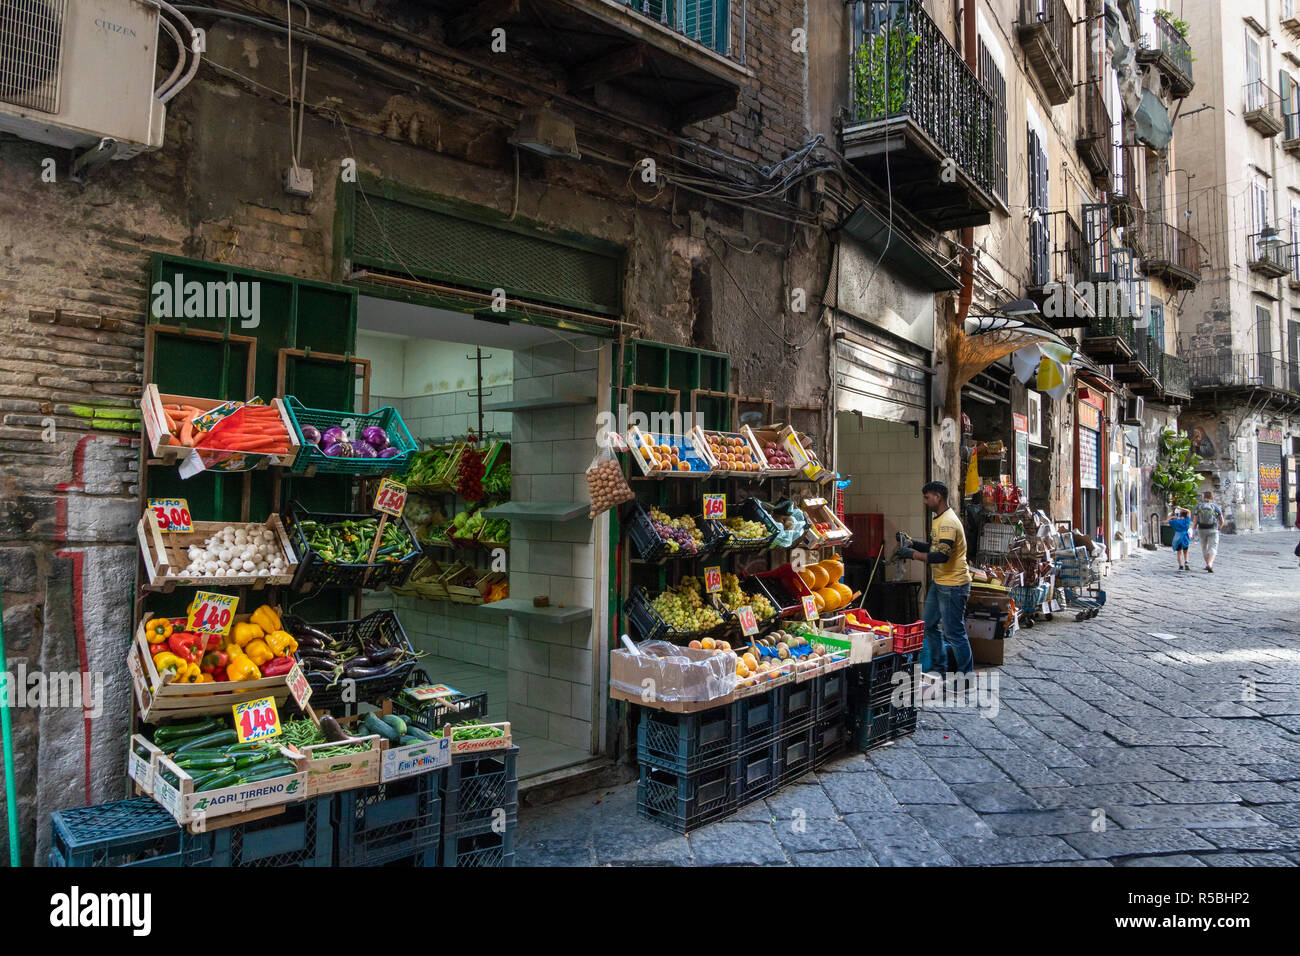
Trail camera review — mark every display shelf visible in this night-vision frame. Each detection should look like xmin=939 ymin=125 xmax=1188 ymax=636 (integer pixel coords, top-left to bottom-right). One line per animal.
xmin=476 ymin=599 xmax=592 ymax=624
xmin=481 ymin=395 xmax=596 ymax=412
xmin=482 ymin=501 xmax=589 ymax=522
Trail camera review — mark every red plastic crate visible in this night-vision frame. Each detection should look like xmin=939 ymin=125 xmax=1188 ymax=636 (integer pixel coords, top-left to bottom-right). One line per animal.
xmin=841 ymin=514 xmax=884 ymax=560
xmin=892 ymin=621 xmax=924 ymax=654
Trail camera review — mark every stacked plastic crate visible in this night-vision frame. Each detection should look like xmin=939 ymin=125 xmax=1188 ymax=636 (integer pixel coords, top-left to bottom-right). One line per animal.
xmin=439 ymin=746 xmax=519 ymax=867
xmin=848 ymin=652 xmax=918 ymax=751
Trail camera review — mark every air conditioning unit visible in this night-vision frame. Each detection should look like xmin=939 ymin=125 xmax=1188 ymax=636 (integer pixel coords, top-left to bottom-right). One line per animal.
xmin=0 ymin=0 xmax=196 ymax=159
xmin=1121 ymin=395 xmax=1144 ymax=425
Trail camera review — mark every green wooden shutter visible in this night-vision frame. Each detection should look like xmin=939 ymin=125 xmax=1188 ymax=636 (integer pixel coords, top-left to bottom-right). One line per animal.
xmin=1282 ymin=70 xmax=1294 ymax=137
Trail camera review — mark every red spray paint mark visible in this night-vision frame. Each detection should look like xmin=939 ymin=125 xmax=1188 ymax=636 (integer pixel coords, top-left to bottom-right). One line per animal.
xmin=53 ymin=549 xmax=93 ymax=805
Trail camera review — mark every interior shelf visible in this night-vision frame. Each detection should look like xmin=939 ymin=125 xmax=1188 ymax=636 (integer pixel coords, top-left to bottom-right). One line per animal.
xmin=477 ymin=599 xmax=592 ymax=624
xmin=481 ymin=394 xmax=595 ymax=412
xmin=482 ymin=501 xmax=589 ymax=521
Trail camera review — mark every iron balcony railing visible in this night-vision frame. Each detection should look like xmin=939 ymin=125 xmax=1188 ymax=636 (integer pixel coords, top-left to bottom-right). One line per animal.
xmin=1161 ymin=352 xmax=1191 ymax=399
xmin=1087 ymin=312 xmax=1134 ymax=343
xmin=1286 ymin=110 xmax=1300 ymax=141
xmin=621 ymin=0 xmax=737 ymax=57
xmin=1029 ymin=209 xmax=1091 ymax=289
xmin=1291 ymin=247 xmax=1300 ymax=283
xmin=1248 ymin=230 xmax=1291 ymax=273
xmin=1189 ymin=353 xmax=1299 ymax=392
xmin=1244 ymin=80 xmax=1285 ymax=134
xmin=1151 ymin=13 xmax=1193 ymax=87
xmin=1146 ymin=220 xmax=1203 ymax=280
xmin=1018 ymin=0 xmax=1075 ymax=86
xmin=1077 ymin=81 xmax=1112 ymax=183
xmin=849 ymin=0 xmax=997 ymax=196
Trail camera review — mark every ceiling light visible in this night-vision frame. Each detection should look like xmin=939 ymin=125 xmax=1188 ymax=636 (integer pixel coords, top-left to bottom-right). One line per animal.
xmin=509 ymin=108 xmax=581 ymax=160
xmin=998 ymin=298 xmax=1040 ymax=317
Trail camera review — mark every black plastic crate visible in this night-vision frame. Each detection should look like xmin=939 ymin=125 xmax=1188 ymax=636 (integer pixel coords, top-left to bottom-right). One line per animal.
xmin=734 ymin=739 xmax=781 ymax=803
xmin=395 ymin=671 xmax=488 ymax=733
xmin=779 ymin=679 xmax=816 ymax=728
xmin=626 ymin=586 xmax=731 ymax=645
xmin=850 ymin=702 xmax=893 ymax=753
xmin=441 ymin=820 xmax=516 ymax=867
xmin=816 ymin=669 xmax=849 ymax=721
xmin=735 ymin=687 xmax=779 ymax=744
xmin=747 ymin=570 xmax=802 ymax=617
xmin=890 ymin=706 xmax=918 ymax=740
xmin=284 ymin=499 xmax=423 ymax=592
xmin=637 ymin=762 xmax=738 ymax=834
xmin=336 ymin=770 xmax=443 ymax=866
xmin=637 ymin=704 xmax=741 ymax=774
xmin=48 ymin=798 xmax=205 ymax=867
xmin=293 ymin=609 xmax=416 ymax=711
xmin=194 ymin=796 xmax=333 ymax=867
xmin=624 ymin=501 xmax=717 ymax=564
xmin=812 ymin=715 xmax=847 ymax=767
xmin=442 ymin=747 xmax=520 ymax=833
xmin=777 ymin=724 xmax=816 ymax=785
xmin=705 ymin=498 xmax=779 ymax=555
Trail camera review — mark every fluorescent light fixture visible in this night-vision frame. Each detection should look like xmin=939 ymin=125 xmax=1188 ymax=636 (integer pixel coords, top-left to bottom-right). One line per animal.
xmin=998 ymin=298 xmax=1040 ymax=317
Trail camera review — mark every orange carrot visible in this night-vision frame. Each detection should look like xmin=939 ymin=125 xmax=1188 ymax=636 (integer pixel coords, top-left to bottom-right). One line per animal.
xmin=181 ymin=419 xmax=195 ymax=446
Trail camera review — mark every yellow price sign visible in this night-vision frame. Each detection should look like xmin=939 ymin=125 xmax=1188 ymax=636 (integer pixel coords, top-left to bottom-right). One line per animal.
xmin=704 ymin=566 xmax=723 ymax=593
xmin=801 ymin=595 xmax=819 ymax=621
xmin=702 ymin=494 xmax=727 ymax=519
xmin=187 ymin=591 xmax=238 ymax=637
xmin=737 ymin=606 xmax=759 ymax=636
xmin=232 ymin=696 xmax=282 ymax=744
xmin=374 ymin=477 xmax=408 ymax=517
xmin=148 ymin=497 xmax=193 ymax=533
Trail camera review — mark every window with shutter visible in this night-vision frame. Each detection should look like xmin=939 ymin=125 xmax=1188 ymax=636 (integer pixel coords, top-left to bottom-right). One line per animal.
xmin=979 ymin=38 xmax=1008 ymax=203
xmin=1083 ymin=203 xmax=1111 ymax=280
xmin=1282 ymin=71 xmax=1296 ymax=138
xmin=1257 ymin=305 xmax=1274 ymax=386
xmin=1247 ymin=34 xmax=1262 ymax=109
xmin=1027 ymin=126 xmax=1050 ymax=285
xmin=1251 ymin=179 xmax=1270 ymax=257
xmin=1288 ymin=318 xmax=1300 ymax=392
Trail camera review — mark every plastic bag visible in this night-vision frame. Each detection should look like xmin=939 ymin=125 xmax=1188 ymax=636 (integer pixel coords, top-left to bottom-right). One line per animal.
xmin=586 ymin=443 xmax=634 ymax=519
xmin=764 ymin=499 xmax=807 ymax=549
xmin=609 ymin=640 xmax=737 ymax=704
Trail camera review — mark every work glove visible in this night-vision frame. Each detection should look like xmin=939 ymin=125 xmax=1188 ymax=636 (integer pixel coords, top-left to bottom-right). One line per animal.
xmin=897 ymin=546 xmax=915 ymax=560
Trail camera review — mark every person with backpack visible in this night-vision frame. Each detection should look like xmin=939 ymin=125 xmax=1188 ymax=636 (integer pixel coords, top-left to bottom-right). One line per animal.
xmin=1167 ymin=507 xmax=1193 ymax=571
xmin=1196 ymin=491 xmax=1225 ymax=573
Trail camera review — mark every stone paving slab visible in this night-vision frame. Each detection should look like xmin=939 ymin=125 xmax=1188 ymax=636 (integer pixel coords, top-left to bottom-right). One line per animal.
xmin=515 ymin=538 xmax=1300 ymax=866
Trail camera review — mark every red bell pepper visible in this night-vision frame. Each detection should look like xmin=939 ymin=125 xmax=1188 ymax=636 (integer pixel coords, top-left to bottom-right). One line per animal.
xmin=261 ymin=656 xmax=296 ymax=677
xmin=212 ymin=667 xmax=228 ymax=682
xmin=167 ymin=632 xmax=203 ymax=664
xmin=200 ymin=650 xmax=228 ymax=674
xmin=150 ymin=641 xmax=172 ymax=657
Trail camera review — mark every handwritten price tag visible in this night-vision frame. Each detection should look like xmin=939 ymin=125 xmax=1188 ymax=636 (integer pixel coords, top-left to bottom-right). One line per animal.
xmin=233 ymin=696 xmax=282 ymax=744
xmin=801 ymin=595 xmax=819 ymax=621
xmin=187 ymin=591 xmax=238 ymax=637
xmin=286 ymin=663 xmax=312 ymax=709
xmin=374 ymin=477 xmax=408 ymax=517
xmin=704 ymin=566 xmax=723 ymax=594
xmin=737 ymin=606 xmax=759 ymax=636
xmin=148 ymin=498 xmax=192 ymax=533
xmin=702 ymin=494 xmax=727 ymax=519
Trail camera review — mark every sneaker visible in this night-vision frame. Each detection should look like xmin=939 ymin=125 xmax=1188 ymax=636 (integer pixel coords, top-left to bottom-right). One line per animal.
xmin=1206 ymin=566 xmax=1214 ymax=573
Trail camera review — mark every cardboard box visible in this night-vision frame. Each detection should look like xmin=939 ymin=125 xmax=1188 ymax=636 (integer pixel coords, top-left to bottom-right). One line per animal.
xmin=970 ymin=636 xmax=1005 ymax=666
xmin=609 ymin=643 xmax=737 ymax=713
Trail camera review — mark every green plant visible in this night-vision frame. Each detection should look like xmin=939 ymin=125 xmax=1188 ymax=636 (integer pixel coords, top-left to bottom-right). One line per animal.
xmin=1154 ymin=8 xmax=1195 ymax=61
xmin=853 ymin=26 xmax=920 ymax=119
xmin=1151 ymin=427 xmax=1202 ymax=511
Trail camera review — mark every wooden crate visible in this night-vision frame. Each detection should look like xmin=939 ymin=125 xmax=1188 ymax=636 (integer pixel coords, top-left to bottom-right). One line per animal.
xmin=151 ymin=750 xmax=305 ymax=831
xmin=128 ymin=616 xmax=293 ymax=724
xmin=691 ymin=425 xmax=769 ymax=479
xmin=137 ymin=512 xmax=298 ymax=593
xmin=444 ymin=565 xmax=484 ymax=604
xmin=749 ymin=426 xmax=801 ymax=478
xmin=439 ymin=721 xmax=513 ymax=757
xmin=475 ymin=570 xmax=508 ymax=604
xmin=286 ymin=734 xmax=384 ymax=797
xmin=139 ymin=384 xmax=301 ymax=468
xmin=626 ymin=425 xmax=712 ymax=478
xmin=128 ymin=733 xmax=162 ymax=797
xmin=799 ymin=497 xmax=852 ymax=546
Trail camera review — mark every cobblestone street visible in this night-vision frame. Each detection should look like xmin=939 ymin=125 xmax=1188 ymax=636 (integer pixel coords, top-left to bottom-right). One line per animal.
xmin=517 ymin=534 xmax=1300 ymax=866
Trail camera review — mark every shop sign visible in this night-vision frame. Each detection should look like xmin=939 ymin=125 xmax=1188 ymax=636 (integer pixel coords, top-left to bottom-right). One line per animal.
xmin=1079 ymin=402 xmax=1101 ymax=431
xmin=186 ymin=591 xmax=237 ymax=637
xmin=232 ymin=696 xmax=282 ymax=744
xmin=801 ymin=595 xmax=819 ymax=621
xmin=702 ymin=494 xmax=726 ymax=519
xmin=148 ymin=497 xmax=192 ymax=533
xmin=704 ymin=566 xmax=723 ymax=593
xmin=1258 ymin=427 xmax=1285 ymax=444
xmin=373 ymin=477 xmax=408 ymax=517
xmin=737 ymin=606 xmax=759 ymax=636
xmin=1013 ymin=413 xmax=1028 ymax=433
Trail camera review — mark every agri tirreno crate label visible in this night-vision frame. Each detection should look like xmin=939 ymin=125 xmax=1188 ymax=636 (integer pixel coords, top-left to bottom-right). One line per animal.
xmin=175 ymin=768 xmax=306 ymax=825
xmin=381 ymin=736 xmax=451 ymax=782
xmin=148 ymin=497 xmax=192 ymax=533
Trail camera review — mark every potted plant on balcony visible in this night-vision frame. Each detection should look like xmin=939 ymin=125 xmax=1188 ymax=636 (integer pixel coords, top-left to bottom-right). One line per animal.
xmin=1152 ymin=427 xmax=1202 ymax=543
xmin=853 ymin=24 xmax=920 ymax=120
xmin=1154 ymin=8 xmax=1195 ymax=61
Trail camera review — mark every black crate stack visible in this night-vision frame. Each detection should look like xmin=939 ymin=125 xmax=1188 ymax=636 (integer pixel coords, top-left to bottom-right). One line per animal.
xmin=848 ymin=652 xmax=918 ymax=751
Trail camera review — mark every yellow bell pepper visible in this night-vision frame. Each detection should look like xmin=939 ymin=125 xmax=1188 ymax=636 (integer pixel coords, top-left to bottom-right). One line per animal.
xmin=226 ymin=654 xmax=262 ymax=682
xmin=174 ymin=662 xmax=202 ymax=683
xmin=243 ymin=639 xmax=274 ymax=667
xmin=250 ymin=605 xmax=281 ymax=634
xmin=264 ymin=630 xmax=298 ymax=657
xmin=144 ymin=617 xmax=174 ymax=644
xmin=195 ymin=673 xmax=214 ymax=683
xmin=152 ymin=651 xmax=187 ymax=678
xmin=231 ymin=622 xmax=264 ymax=648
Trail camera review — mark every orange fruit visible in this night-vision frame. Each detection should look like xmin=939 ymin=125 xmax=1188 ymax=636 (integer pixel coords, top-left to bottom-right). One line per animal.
xmin=797 ymin=568 xmax=817 ymax=589
xmin=809 ymin=565 xmax=830 ymax=590
xmin=812 ymin=591 xmax=826 ymax=613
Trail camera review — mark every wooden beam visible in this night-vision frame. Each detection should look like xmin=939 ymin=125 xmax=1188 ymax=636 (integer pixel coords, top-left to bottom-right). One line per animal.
xmin=675 ymin=88 xmax=737 ymax=127
xmin=448 ymin=0 xmax=520 ymax=47
xmin=568 ymin=44 xmax=646 ymax=91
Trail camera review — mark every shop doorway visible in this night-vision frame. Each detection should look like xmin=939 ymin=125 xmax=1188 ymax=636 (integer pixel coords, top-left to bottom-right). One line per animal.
xmin=353 ymin=295 xmax=606 ymax=779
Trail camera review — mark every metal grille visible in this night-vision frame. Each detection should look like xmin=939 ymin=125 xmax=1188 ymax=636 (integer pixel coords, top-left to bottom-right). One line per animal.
xmin=0 ymin=0 xmax=65 ymax=113
xmin=352 ymin=192 xmax=621 ymax=315
xmin=978 ymin=38 xmax=1008 ymax=202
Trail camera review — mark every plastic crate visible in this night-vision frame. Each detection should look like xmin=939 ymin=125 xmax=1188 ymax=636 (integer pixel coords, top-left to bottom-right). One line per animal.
xmin=977 ymin=523 xmax=1019 ymax=555
xmin=294 ymin=610 xmax=416 ymax=710
xmin=706 ymin=498 xmax=780 ymax=555
xmin=811 ymin=715 xmax=847 ymax=767
xmin=746 ymin=565 xmax=813 ymax=618
xmin=637 ymin=762 xmax=738 ymax=833
xmin=850 ymin=702 xmax=894 ymax=752
xmin=816 ymin=668 xmax=849 ymax=720
xmin=735 ymin=687 xmax=779 ymax=744
xmin=397 ymin=690 xmax=489 ymax=734
xmin=841 ymin=513 xmax=884 ymax=559
xmin=195 ymin=795 xmax=333 ymax=867
xmin=892 ymin=620 xmax=925 ymax=655
xmin=284 ymin=500 xmax=423 ymax=592
xmin=283 ymin=396 xmax=418 ymax=476
xmin=441 ymin=820 xmax=516 ymax=867
xmin=777 ymin=724 xmax=816 ymax=784
xmin=637 ymin=704 xmax=741 ymax=774
xmin=890 ymin=706 xmax=918 ymax=740
xmin=626 ymin=586 xmax=730 ymax=645
xmin=441 ymin=747 xmax=520 ymax=833
xmin=624 ymin=501 xmax=716 ymax=564
xmin=48 ymin=798 xmax=202 ymax=867
xmin=336 ymin=770 xmax=443 ymax=866
xmin=780 ymin=679 xmax=816 ymax=727
xmin=734 ymin=739 xmax=780 ymax=803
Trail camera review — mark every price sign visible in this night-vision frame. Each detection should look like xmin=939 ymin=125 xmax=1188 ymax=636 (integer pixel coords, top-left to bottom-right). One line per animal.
xmin=704 ymin=566 xmax=723 ymax=593
xmin=374 ymin=477 xmax=408 ymax=517
xmin=286 ymin=663 xmax=312 ymax=709
xmin=801 ymin=594 xmax=819 ymax=621
xmin=737 ymin=606 xmax=759 ymax=636
xmin=148 ymin=497 xmax=192 ymax=533
xmin=187 ymin=591 xmax=238 ymax=637
xmin=702 ymin=494 xmax=727 ymax=519
xmin=232 ymin=696 xmax=282 ymax=744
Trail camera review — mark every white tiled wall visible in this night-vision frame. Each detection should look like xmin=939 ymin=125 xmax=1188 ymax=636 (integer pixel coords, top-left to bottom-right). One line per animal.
xmin=837 ymin=412 xmax=925 ymax=583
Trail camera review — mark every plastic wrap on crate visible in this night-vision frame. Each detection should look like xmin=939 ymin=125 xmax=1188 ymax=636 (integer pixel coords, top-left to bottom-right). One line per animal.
xmin=758 ymin=499 xmax=807 ymax=549
xmin=610 ymin=641 xmax=736 ymax=708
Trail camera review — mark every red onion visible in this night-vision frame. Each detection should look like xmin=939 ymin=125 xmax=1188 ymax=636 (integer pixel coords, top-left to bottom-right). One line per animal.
xmin=362 ymin=425 xmax=390 ymax=450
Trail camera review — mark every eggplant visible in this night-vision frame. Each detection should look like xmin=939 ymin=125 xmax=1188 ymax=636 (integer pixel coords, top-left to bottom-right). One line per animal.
xmin=288 ymin=622 xmax=334 ymax=644
xmin=320 ymin=715 xmax=349 ymax=742
xmin=300 ymin=424 xmax=322 ymax=446
xmin=321 ymin=425 xmax=346 ymax=447
xmin=294 ymin=635 xmax=324 ymax=650
xmin=344 ymin=661 xmax=401 ymax=679
xmin=362 ymin=646 xmax=402 ymax=664
xmin=377 ymin=447 xmax=401 ymax=459
xmin=353 ymin=440 xmax=377 ymax=459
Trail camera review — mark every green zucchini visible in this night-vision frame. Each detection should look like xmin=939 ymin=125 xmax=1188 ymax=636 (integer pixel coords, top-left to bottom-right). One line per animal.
xmin=196 ymin=771 xmax=241 ymax=792
xmin=176 ymin=755 xmax=236 ymax=771
xmin=237 ymin=760 xmax=297 ymax=783
xmin=381 ymin=713 xmax=407 ymax=736
xmin=398 ymin=734 xmax=420 ymax=746
xmin=234 ymin=752 xmax=270 ymax=770
xmin=153 ymin=717 xmax=222 ymax=744
xmin=403 ymin=724 xmax=434 ymax=741
xmin=174 ymin=730 xmax=239 ymax=755
xmin=362 ymin=712 xmax=399 ymax=743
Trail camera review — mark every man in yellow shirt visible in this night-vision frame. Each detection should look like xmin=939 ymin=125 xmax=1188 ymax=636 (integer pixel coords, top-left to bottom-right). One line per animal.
xmin=898 ymin=481 xmax=974 ymax=675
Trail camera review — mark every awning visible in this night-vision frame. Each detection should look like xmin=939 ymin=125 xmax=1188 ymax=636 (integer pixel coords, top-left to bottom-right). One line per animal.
xmin=841 ymin=204 xmax=962 ymax=293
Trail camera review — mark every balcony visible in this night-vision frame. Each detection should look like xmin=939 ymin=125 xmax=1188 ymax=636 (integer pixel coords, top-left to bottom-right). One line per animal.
xmin=1247 ymin=230 xmax=1291 ymax=279
xmin=842 ymin=0 xmax=1000 ymax=231
xmin=1114 ymin=327 xmax=1156 ymax=386
xmin=1076 ymin=82 xmax=1113 ymax=188
xmin=1143 ymin=220 xmax=1203 ymax=290
xmin=1082 ymin=313 xmax=1135 ymax=363
xmin=1244 ymin=81 xmax=1285 ymax=137
xmin=421 ymin=0 xmax=747 ymax=127
xmin=1026 ymin=209 xmax=1106 ymax=328
xmin=1017 ymin=0 xmax=1075 ymax=105
xmin=1285 ymin=111 xmax=1300 ymax=153
xmin=1110 ymin=147 xmax=1143 ymax=235
xmin=1190 ymin=353 xmax=1300 ymax=408
xmin=1135 ymin=13 xmax=1194 ymax=99
xmin=1161 ymin=352 xmax=1191 ymax=402
xmin=1290 ymin=248 xmax=1300 ymax=291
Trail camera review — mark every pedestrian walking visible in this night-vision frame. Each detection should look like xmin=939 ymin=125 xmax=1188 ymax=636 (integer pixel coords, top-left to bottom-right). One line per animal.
xmin=898 ymin=481 xmax=974 ymax=677
xmin=1293 ymin=510 xmax=1300 ymax=567
xmin=1195 ymin=491 xmax=1224 ymax=572
xmin=1167 ymin=507 xmax=1192 ymax=571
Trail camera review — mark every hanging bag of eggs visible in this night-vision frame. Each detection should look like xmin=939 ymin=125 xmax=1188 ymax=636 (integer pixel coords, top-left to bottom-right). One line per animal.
xmin=586 ymin=441 xmax=635 ymax=519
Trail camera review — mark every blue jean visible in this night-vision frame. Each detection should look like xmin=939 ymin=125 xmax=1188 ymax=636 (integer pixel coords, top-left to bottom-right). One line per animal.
xmin=921 ymin=582 xmax=973 ymax=674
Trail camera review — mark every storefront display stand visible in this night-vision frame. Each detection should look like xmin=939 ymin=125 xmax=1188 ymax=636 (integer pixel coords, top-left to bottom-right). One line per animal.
xmin=476 ymin=598 xmax=592 ymax=624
